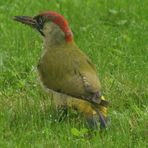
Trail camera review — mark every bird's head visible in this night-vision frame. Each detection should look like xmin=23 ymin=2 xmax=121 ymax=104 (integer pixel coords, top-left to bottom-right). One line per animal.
xmin=14 ymin=11 xmax=73 ymax=44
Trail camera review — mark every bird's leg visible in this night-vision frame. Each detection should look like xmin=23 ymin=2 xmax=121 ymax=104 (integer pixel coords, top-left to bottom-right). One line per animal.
xmin=57 ymin=106 xmax=68 ymax=122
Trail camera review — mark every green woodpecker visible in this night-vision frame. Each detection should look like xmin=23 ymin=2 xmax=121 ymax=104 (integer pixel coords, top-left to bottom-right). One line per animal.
xmin=14 ymin=11 xmax=109 ymax=129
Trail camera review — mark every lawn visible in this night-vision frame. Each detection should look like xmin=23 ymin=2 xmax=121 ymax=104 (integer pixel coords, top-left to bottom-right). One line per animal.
xmin=0 ymin=0 xmax=147 ymax=147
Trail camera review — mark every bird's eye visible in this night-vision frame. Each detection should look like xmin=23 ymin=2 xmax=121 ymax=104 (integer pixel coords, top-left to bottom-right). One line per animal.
xmin=38 ymin=17 xmax=43 ymax=25
xmin=33 ymin=16 xmax=45 ymax=36
xmin=36 ymin=16 xmax=44 ymax=29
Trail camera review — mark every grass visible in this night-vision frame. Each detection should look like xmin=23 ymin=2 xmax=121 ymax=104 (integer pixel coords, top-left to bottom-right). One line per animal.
xmin=0 ymin=0 xmax=148 ymax=147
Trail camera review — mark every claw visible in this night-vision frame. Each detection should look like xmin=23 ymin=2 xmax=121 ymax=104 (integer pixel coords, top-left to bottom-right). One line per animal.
xmin=57 ymin=106 xmax=68 ymax=122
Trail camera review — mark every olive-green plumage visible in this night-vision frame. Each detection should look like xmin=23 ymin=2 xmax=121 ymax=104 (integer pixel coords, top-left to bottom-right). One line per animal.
xmin=14 ymin=11 xmax=109 ymax=129
xmin=38 ymin=42 xmax=101 ymax=101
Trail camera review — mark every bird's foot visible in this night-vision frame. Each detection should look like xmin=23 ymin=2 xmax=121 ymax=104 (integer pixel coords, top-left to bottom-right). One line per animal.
xmin=57 ymin=106 xmax=68 ymax=122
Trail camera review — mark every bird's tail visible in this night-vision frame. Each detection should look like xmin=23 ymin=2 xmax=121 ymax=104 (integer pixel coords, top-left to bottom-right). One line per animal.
xmin=46 ymin=88 xmax=109 ymax=129
xmin=97 ymin=95 xmax=109 ymax=129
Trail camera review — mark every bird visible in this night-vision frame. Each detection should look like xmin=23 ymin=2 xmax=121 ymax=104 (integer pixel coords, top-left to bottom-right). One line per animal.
xmin=14 ymin=11 xmax=109 ymax=129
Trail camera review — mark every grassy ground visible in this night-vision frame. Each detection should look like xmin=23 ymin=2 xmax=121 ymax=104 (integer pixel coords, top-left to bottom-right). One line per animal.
xmin=0 ymin=0 xmax=148 ymax=147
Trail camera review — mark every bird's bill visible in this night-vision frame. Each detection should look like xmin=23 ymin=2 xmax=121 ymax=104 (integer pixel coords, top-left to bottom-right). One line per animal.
xmin=14 ymin=16 xmax=36 ymax=27
xmin=13 ymin=16 xmax=44 ymax=36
